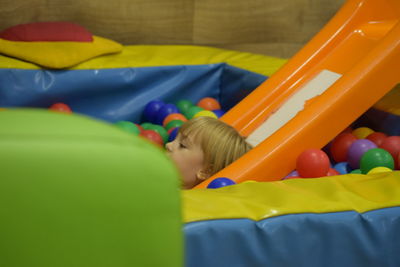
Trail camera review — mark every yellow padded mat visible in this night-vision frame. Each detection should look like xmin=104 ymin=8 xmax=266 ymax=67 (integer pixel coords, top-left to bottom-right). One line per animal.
xmin=0 ymin=45 xmax=287 ymax=77
xmin=183 ymin=171 xmax=400 ymax=223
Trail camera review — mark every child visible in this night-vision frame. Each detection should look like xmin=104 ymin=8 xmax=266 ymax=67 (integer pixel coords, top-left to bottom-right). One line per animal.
xmin=165 ymin=116 xmax=252 ymax=189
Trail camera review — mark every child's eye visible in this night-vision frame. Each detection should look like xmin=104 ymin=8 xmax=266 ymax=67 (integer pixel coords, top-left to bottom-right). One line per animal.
xmin=179 ymin=143 xmax=187 ymax=149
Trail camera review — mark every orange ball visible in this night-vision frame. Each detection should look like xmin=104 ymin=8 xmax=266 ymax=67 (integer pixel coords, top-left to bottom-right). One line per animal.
xmin=49 ymin=103 xmax=72 ymax=114
xmin=162 ymin=113 xmax=187 ymax=127
xmin=197 ymin=97 xmax=221 ymax=111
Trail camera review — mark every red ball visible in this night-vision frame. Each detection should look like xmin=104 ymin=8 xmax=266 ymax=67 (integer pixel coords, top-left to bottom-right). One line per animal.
xmin=326 ymin=168 xmax=340 ymax=176
xmin=296 ymin=149 xmax=330 ymax=178
xmin=49 ymin=103 xmax=72 ymax=113
xmin=135 ymin=124 xmax=144 ymax=133
xmin=197 ymin=97 xmax=221 ymax=111
xmin=330 ymin=133 xmax=357 ymax=162
xmin=379 ymin=136 xmax=400 ymax=169
xmin=366 ymin=132 xmax=387 ymax=147
xmin=398 ymin=153 xmax=400 ymax=170
xmin=139 ymin=130 xmax=163 ymax=147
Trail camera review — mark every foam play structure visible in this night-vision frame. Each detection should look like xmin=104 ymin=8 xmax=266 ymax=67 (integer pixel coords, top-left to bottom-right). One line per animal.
xmin=1 ymin=0 xmax=400 ymax=266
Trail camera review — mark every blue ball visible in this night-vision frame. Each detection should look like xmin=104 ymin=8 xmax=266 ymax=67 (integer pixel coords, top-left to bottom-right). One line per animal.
xmin=212 ymin=109 xmax=225 ymax=118
xmin=207 ymin=177 xmax=236 ymax=189
xmin=168 ymin=127 xmax=179 ymax=142
xmin=333 ymin=162 xmax=352 ymax=174
xmin=143 ymin=100 xmax=165 ymax=123
xmin=155 ymin=103 xmax=179 ymax=125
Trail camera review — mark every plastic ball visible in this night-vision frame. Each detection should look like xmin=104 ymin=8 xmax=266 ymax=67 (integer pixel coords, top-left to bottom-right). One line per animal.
xmin=197 ymin=97 xmax=221 ymax=111
xmin=139 ymin=130 xmax=164 ymax=147
xmin=350 ymin=169 xmax=362 ymax=174
xmin=283 ymin=170 xmax=299 ymax=180
xmin=333 ymin=162 xmax=352 ymax=174
xmin=49 ymin=103 xmax=72 ymax=113
xmin=184 ymin=106 xmax=204 ymax=119
xmin=347 ymin=139 xmax=377 ymax=169
xmin=296 ymin=149 xmax=330 ymax=178
xmin=366 ymin=132 xmax=387 ymax=147
xmin=193 ymin=110 xmax=218 ymax=119
xmin=212 ymin=109 xmax=225 ymax=118
xmin=360 ymin=148 xmax=394 ymax=174
xmin=379 ymin=136 xmax=400 ymax=169
xmin=168 ymin=127 xmax=179 ymax=142
xmin=176 ymin=100 xmax=193 ymax=114
xmin=146 ymin=124 xmax=169 ymax=144
xmin=207 ymin=177 xmax=236 ymax=189
xmin=140 ymin=122 xmax=154 ymax=130
xmin=155 ymin=104 xmax=179 ymax=125
xmin=162 ymin=113 xmax=187 ymax=127
xmin=114 ymin=121 xmax=140 ymax=135
xmin=326 ymin=168 xmax=340 ymax=176
xmin=165 ymin=120 xmax=185 ymax=131
xmin=367 ymin=166 xmax=392 ymax=174
xmin=143 ymin=100 xmax=164 ymax=123
xmin=352 ymin=127 xmax=374 ymax=139
xmin=135 ymin=123 xmax=144 ymax=133
xmin=330 ymin=133 xmax=357 ymax=162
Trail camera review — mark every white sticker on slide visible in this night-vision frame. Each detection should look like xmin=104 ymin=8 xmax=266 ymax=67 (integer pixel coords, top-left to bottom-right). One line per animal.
xmin=246 ymin=69 xmax=342 ymax=146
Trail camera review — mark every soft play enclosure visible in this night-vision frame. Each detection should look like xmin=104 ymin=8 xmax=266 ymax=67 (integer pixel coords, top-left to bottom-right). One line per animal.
xmin=1 ymin=0 xmax=400 ymax=267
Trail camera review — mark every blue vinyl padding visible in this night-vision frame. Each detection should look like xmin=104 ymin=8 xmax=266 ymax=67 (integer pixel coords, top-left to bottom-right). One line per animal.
xmin=0 ymin=64 xmax=266 ymax=123
xmin=184 ymin=206 xmax=400 ymax=267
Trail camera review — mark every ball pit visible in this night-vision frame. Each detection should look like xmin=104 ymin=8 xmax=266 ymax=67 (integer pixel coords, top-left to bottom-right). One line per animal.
xmin=289 ymin=126 xmax=400 ymax=180
xmin=138 ymin=97 xmax=223 ymax=147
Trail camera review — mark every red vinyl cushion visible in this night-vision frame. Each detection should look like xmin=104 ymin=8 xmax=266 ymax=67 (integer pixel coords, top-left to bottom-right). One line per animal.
xmin=0 ymin=22 xmax=93 ymax=42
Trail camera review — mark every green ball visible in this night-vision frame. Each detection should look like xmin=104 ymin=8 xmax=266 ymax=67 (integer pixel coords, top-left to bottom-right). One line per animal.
xmin=146 ymin=124 xmax=169 ymax=144
xmin=184 ymin=106 xmax=203 ymax=119
xmin=165 ymin=120 xmax=185 ymax=131
xmin=350 ymin=169 xmax=362 ymax=174
xmin=115 ymin=121 xmax=140 ymax=135
xmin=141 ymin=122 xmax=154 ymax=130
xmin=360 ymin=148 xmax=394 ymax=174
xmin=176 ymin=100 xmax=193 ymax=114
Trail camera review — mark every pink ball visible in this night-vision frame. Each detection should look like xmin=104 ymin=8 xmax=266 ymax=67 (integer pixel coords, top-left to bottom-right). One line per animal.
xmin=296 ymin=149 xmax=330 ymax=178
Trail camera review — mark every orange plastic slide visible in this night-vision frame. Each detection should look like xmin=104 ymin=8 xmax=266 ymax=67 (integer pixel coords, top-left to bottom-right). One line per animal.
xmin=195 ymin=0 xmax=400 ymax=188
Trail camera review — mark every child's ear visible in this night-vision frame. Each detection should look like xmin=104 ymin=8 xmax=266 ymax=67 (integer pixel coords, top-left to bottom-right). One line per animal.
xmin=196 ymin=167 xmax=212 ymax=181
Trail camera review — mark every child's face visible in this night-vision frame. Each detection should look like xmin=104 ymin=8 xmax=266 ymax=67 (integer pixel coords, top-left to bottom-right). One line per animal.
xmin=165 ymin=133 xmax=205 ymax=189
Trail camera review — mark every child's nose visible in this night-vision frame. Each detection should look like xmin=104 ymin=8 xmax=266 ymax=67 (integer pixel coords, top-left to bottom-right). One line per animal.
xmin=165 ymin=142 xmax=172 ymax=152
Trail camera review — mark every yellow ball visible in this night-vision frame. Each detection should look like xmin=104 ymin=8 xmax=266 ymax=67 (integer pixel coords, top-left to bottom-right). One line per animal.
xmin=367 ymin=166 xmax=392 ymax=174
xmin=352 ymin=127 xmax=374 ymax=139
xmin=193 ymin=110 xmax=218 ymax=119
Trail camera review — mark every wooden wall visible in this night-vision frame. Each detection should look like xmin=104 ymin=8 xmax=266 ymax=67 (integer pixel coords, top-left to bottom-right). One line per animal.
xmin=0 ymin=0 xmax=345 ymax=58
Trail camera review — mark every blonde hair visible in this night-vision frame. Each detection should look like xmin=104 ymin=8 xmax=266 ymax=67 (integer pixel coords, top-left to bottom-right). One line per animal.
xmin=179 ymin=116 xmax=252 ymax=177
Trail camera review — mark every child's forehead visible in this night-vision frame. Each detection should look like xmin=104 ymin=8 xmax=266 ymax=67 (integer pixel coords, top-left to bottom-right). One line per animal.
xmin=179 ymin=131 xmax=202 ymax=144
